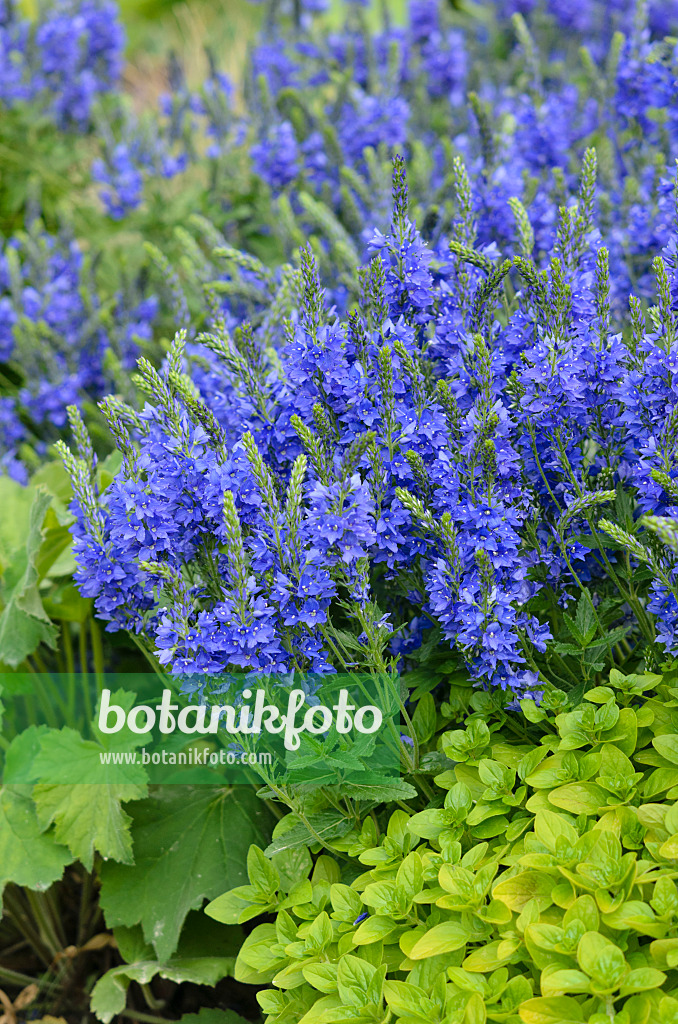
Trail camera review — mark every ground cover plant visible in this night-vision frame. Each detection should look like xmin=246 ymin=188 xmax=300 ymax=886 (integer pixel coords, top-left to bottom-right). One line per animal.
xmin=5 ymin=0 xmax=678 ymax=1022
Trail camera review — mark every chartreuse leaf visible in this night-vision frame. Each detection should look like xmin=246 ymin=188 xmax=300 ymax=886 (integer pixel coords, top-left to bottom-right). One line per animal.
xmin=576 ymin=931 xmax=627 ymax=992
xmin=337 ymin=955 xmax=378 ymax=1006
xmin=209 ymin=670 xmax=678 ymax=1024
xmin=100 ymin=786 xmax=272 ymax=961
xmin=492 ymin=870 xmax=553 ymax=912
xmin=653 ymin=735 xmax=678 ymax=766
xmin=0 ymin=785 xmax=72 ymax=899
xmin=518 ymin=996 xmax=584 ymax=1023
xmin=384 ymin=980 xmax=435 ymax=1020
xmin=408 ymin=920 xmax=469 ymax=959
xmin=0 ymin=487 xmax=59 ymax=666
xmin=235 ymin=923 xmax=287 ymax=984
xmin=548 ymin=782 xmax=608 ymax=815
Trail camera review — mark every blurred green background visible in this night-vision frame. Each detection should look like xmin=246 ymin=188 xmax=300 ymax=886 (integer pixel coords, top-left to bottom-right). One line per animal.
xmin=113 ymin=0 xmax=409 ymax=102
xmin=17 ymin=0 xmax=410 ymax=108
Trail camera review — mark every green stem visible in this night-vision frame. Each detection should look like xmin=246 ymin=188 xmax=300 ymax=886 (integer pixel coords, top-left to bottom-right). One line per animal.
xmin=0 ymin=966 xmax=43 ymax=990
xmin=260 ymin=780 xmax=350 ymax=860
xmin=62 ymin=621 xmax=76 ymax=723
xmin=77 ymin=868 xmax=94 ymax=948
xmin=585 ymin=512 xmax=657 ymax=646
xmin=28 ymin=658 xmax=71 ymax=724
xmin=130 ymin=632 xmax=168 ymax=684
xmin=90 ymin=616 xmax=105 ymax=695
xmin=140 ymin=982 xmax=165 ymax=1011
xmin=25 ymin=890 xmax=62 ymax=958
xmin=44 ymin=888 xmax=67 ymax=949
xmin=25 ymin=665 xmax=59 ymax=729
xmin=79 ymin=623 xmax=93 ymax=732
xmin=3 ymin=891 xmax=53 ymax=967
xmin=119 ymin=1011 xmax=172 ymax=1024
xmin=527 ymin=429 xmax=613 ymax=666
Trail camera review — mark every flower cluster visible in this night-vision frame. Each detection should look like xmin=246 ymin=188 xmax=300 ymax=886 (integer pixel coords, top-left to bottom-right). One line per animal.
xmin=0 ymin=0 xmax=124 ymax=127
xmin=0 ymin=227 xmax=157 ymax=481
xmin=91 ymin=64 xmax=243 ymax=219
xmin=10 ymin=0 xmax=678 ymax=701
xmin=81 ymin=0 xmax=678 ymax=301
xmin=236 ymin=0 xmax=678 ymax=315
xmin=60 ymin=140 xmax=678 ymax=700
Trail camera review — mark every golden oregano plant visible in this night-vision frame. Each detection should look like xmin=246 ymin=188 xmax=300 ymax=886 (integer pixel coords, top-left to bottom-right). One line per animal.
xmin=205 ymin=669 xmax=678 ymax=1024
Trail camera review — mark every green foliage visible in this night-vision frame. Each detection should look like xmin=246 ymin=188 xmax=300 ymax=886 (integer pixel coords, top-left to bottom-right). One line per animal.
xmin=0 ymin=785 xmax=71 ymax=900
xmin=0 ymin=483 xmax=61 ymax=666
xmin=91 ymin=913 xmax=244 ymax=1023
xmin=208 ymin=671 xmax=678 ymax=1024
xmin=0 ymin=458 xmax=121 ymax=671
xmin=31 ymin=720 xmax=148 ymax=869
xmin=99 ymin=785 xmax=272 ymax=961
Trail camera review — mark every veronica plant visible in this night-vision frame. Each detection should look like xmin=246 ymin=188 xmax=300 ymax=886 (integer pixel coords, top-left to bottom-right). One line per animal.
xmin=56 ymin=152 xmax=678 ymax=705
xmin=0 ymin=224 xmax=157 ymax=482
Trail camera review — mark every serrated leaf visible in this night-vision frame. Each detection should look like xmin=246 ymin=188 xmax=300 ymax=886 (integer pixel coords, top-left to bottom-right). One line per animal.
xmin=0 ymin=488 xmax=59 ymax=666
xmin=0 ymin=785 xmax=71 ymax=899
xmin=264 ymin=811 xmax=353 ymax=856
xmin=30 ymin=724 xmax=148 ymax=869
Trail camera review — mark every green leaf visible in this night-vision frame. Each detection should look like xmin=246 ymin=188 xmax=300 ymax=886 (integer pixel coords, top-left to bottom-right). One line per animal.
xmin=235 ymin=923 xmax=287 ymax=984
xmin=384 ymin=980 xmax=433 ymax=1021
xmin=353 ymin=915 xmax=397 ymax=945
xmin=518 ymin=996 xmax=584 ymax=1023
xmin=576 ymin=931 xmax=627 ymax=989
xmin=204 ymin=885 xmax=261 ymax=926
xmin=91 ymin=956 xmax=235 ymax=1023
xmin=271 ymin=845 xmax=312 ymax=890
xmin=177 ymin=1011 xmax=250 ymax=1024
xmin=32 ymin=726 xmax=148 ymax=870
xmin=0 ymin=785 xmax=71 ymax=899
xmin=0 ymin=488 xmax=59 ymax=665
xmin=302 ymin=962 xmax=338 ymax=993
xmin=247 ymin=844 xmax=279 ymax=896
xmin=337 ymin=954 xmax=376 ymax=1007
xmin=533 ymin=809 xmax=578 ymax=853
xmin=492 ymin=870 xmax=554 ymax=912
xmin=396 ymin=852 xmax=423 ymax=902
xmin=338 ymin=779 xmax=418 ymax=803
xmin=548 ymin=782 xmax=608 ymax=816
xmin=407 ymin=808 xmax=450 ymax=840
xmin=408 ymin=920 xmax=469 ymax=959
xmin=653 ymin=735 xmax=678 ymax=766
xmin=619 ymin=967 xmax=666 ymax=996
xmin=265 ymin=811 xmax=352 ymax=856
xmin=99 ymin=786 xmax=272 ymax=961
xmin=540 ymin=968 xmax=591 ymax=998
xmin=330 ymin=883 xmax=363 ymax=923
xmin=412 ymin=693 xmax=436 ymax=744
xmin=603 ymin=901 xmax=664 ymax=937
